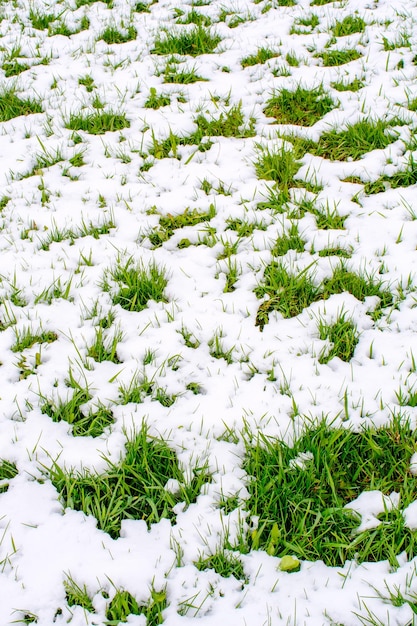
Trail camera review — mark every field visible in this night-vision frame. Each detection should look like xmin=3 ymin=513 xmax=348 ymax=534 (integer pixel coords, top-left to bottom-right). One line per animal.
xmin=1 ymin=0 xmax=417 ymax=623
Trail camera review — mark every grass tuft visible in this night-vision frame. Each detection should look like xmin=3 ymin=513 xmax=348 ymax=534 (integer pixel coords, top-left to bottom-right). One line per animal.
xmin=65 ymin=111 xmax=130 ymax=135
xmin=318 ymin=313 xmax=359 ymax=363
xmin=49 ymin=424 xmax=211 ymax=538
xmin=152 ymin=26 xmax=221 ymax=56
xmin=103 ymin=257 xmax=168 ymax=312
xmin=243 ymin=416 xmax=417 ymax=567
xmin=264 ymin=85 xmax=334 ymax=126
xmin=0 ymin=86 xmax=42 ymax=121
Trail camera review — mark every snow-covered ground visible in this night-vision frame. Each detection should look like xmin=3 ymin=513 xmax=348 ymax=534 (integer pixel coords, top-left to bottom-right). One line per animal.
xmin=1 ymin=0 xmax=417 ymax=623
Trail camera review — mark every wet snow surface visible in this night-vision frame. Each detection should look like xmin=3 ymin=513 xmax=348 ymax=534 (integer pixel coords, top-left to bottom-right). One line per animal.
xmin=1 ymin=0 xmax=417 ymax=623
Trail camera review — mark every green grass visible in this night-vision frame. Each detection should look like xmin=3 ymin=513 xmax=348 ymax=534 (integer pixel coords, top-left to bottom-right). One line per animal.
xmin=12 ymin=328 xmax=58 ymax=352
xmin=65 ymin=111 xmax=130 ymax=134
xmin=144 ymin=87 xmax=171 ymax=109
xmin=318 ymin=313 xmax=359 ymax=363
xmin=49 ymin=424 xmax=211 ymax=538
xmin=118 ymin=373 xmax=176 ymax=408
xmin=0 ymin=460 xmax=18 ymax=493
xmin=99 ymin=25 xmax=137 ymax=45
xmin=243 ymin=416 xmax=417 ymax=567
xmin=0 ymin=87 xmax=42 ymax=121
xmin=162 ymin=61 xmax=207 ymax=83
xmin=148 ymin=205 xmax=216 ymax=247
xmin=175 ymin=8 xmax=212 ymax=26
xmin=64 ymin=575 xmax=95 ymax=613
xmin=264 ymin=85 xmax=334 ymax=126
xmin=254 ymin=144 xmax=301 ymax=194
xmin=195 ymin=551 xmax=246 ymax=581
xmin=103 ymin=257 xmax=168 ymax=312
xmin=87 ymin=327 xmax=122 ymax=363
xmin=332 ymin=15 xmax=366 ymax=37
xmin=105 ymin=588 xmax=167 ymax=626
xmin=152 ymin=26 xmax=221 ymax=56
xmin=272 ymin=223 xmax=306 ymax=255
xmin=331 ymin=77 xmax=364 ymax=92
xmin=41 ymin=386 xmax=114 ymax=437
xmin=241 ymin=47 xmax=279 ymax=67
xmin=195 ymin=103 xmax=256 ymax=138
xmin=255 ymin=262 xmax=393 ymax=327
xmin=317 ymin=48 xmax=362 ymax=66
xmin=255 ymin=262 xmax=319 ymax=327
xmin=312 ymin=118 xmax=401 ymax=161
xmin=322 ymin=264 xmax=393 ymax=308
xmin=29 ymin=9 xmax=56 ymax=30
xmin=364 ymin=155 xmax=417 ymax=194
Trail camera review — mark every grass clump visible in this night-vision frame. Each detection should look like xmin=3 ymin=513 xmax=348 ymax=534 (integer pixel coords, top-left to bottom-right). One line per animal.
xmin=312 ymin=118 xmax=401 ymax=161
xmin=64 ymin=576 xmax=95 ymax=613
xmin=364 ymin=155 xmax=417 ymax=194
xmin=105 ymin=588 xmax=167 ymax=626
xmin=50 ymin=424 xmax=211 ymax=538
xmin=331 ymin=77 xmax=364 ymax=92
xmin=241 ymin=47 xmax=279 ymax=67
xmin=41 ymin=387 xmax=114 ymax=438
xmin=87 ymin=327 xmax=122 ymax=363
xmin=152 ymin=26 xmax=221 ymax=56
xmin=148 ymin=205 xmax=216 ymax=247
xmin=162 ymin=61 xmax=207 ymax=83
xmin=322 ymin=264 xmax=393 ymax=308
xmin=264 ymin=85 xmax=334 ymax=126
xmin=254 ymin=144 xmax=301 ymax=195
xmin=332 ymin=15 xmax=366 ymax=37
xmin=0 ymin=87 xmax=42 ymax=121
xmin=99 ymin=25 xmax=137 ymax=45
xmin=144 ymin=87 xmax=171 ymax=109
xmin=255 ymin=262 xmax=319 ymax=328
xmin=103 ymin=257 xmax=168 ymax=312
xmin=195 ymin=551 xmax=246 ymax=581
xmin=195 ymin=103 xmax=256 ymax=138
xmin=0 ymin=460 xmax=18 ymax=493
xmin=272 ymin=223 xmax=305 ymax=255
xmin=65 ymin=111 xmax=130 ymax=135
xmin=243 ymin=416 xmax=417 ymax=567
xmin=12 ymin=328 xmax=58 ymax=352
xmin=318 ymin=313 xmax=359 ymax=363
xmin=317 ymin=48 xmax=361 ymax=66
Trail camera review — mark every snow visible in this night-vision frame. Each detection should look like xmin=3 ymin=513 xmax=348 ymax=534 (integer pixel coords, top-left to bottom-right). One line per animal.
xmin=0 ymin=0 xmax=417 ymax=623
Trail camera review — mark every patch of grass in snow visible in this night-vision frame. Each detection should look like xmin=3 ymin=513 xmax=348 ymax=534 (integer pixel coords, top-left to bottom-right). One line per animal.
xmin=255 ymin=261 xmax=392 ymax=327
xmin=65 ymin=110 xmax=130 ymax=135
xmin=226 ymin=217 xmax=266 ymax=237
xmin=195 ymin=551 xmax=247 ymax=581
xmin=0 ymin=86 xmax=42 ymax=121
xmin=144 ymin=88 xmax=171 ymax=109
xmin=87 ymin=326 xmax=123 ymax=364
xmin=152 ymin=26 xmax=221 ymax=56
xmin=195 ymin=103 xmax=256 ymax=138
xmin=147 ymin=204 xmax=216 ymax=247
xmin=241 ymin=47 xmax=280 ymax=67
xmin=300 ymin=118 xmax=402 ymax=161
xmin=318 ymin=246 xmax=352 ymax=258
xmin=105 ymin=587 xmax=167 ymax=626
xmin=29 ymin=8 xmax=56 ymax=30
xmin=310 ymin=203 xmax=347 ymax=229
xmin=255 ymin=262 xmax=319 ymax=328
xmin=0 ymin=460 xmax=18 ymax=493
xmin=49 ymin=424 xmax=211 ymax=538
xmin=317 ymin=48 xmax=362 ymax=66
xmin=290 ymin=13 xmax=319 ymax=34
xmin=272 ymin=223 xmax=306 ymax=255
xmin=332 ymin=15 xmax=366 ymax=37
xmin=364 ymin=155 xmax=417 ymax=194
xmin=0 ymin=195 xmax=10 ymax=211
xmin=49 ymin=16 xmax=90 ymax=36
xmin=64 ymin=575 xmax=95 ymax=613
xmin=331 ymin=77 xmax=364 ymax=92
xmin=310 ymin=0 xmax=334 ymax=4
xmin=102 ymin=257 xmax=168 ymax=312
xmin=263 ymin=85 xmax=335 ymax=126
xmin=208 ymin=329 xmax=235 ymax=364
xmin=12 ymin=328 xmax=57 ymax=352
xmin=98 ymin=25 xmax=137 ymax=45
xmin=178 ymin=326 xmax=200 ymax=348
xmin=134 ymin=0 xmax=156 ymax=12
xmin=175 ymin=8 xmax=212 ymax=26
xmin=254 ymin=144 xmax=301 ymax=197
xmin=162 ymin=60 xmax=208 ymax=83
xmin=41 ymin=383 xmax=114 ymax=437
xmin=78 ymin=75 xmax=95 ymax=92
xmin=317 ymin=312 xmax=359 ymax=363
xmin=118 ymin=372 xmax=176 ymax=407
xmin=243 ymin=416 xmax=417 ymax=567
xmin=75 ymin=0 xmax=113 ymax=7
